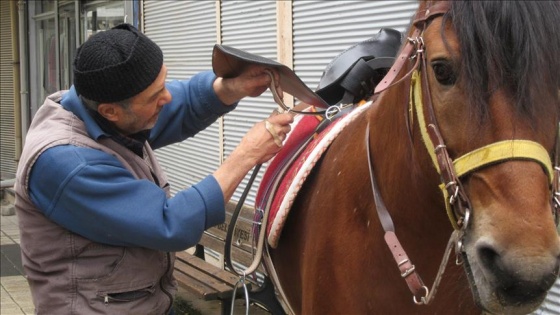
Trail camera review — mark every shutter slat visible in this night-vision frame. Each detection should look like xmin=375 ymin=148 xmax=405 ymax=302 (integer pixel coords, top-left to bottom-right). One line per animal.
xmin=144 ymin=0 xmax=218 ymax=195
xmin=0 ymin=0 xmax=17 ymax=178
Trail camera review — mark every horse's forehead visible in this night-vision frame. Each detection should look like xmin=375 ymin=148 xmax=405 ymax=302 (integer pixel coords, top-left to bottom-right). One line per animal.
xmin=423 ymin=18 xmax=460 ymax=58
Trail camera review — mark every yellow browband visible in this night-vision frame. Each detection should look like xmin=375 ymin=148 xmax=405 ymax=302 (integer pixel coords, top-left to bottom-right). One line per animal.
xmin=410 ymin=70 xmax=554 ymax=229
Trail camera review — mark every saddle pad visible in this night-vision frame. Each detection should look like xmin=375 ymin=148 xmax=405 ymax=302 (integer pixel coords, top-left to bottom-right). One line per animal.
xmin=255 ymin=107 xmax=321 ymax=215
xmin=257 ymin=101 xmax=373 ymax=248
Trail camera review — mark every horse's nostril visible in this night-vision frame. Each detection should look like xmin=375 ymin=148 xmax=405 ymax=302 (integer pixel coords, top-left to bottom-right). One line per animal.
xmin=477 ymin=244 xmax=500 ymax=273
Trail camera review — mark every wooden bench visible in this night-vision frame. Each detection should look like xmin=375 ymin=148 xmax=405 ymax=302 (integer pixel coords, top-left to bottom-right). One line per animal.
xmin=173 ymin=202 xmax=284 ymax=314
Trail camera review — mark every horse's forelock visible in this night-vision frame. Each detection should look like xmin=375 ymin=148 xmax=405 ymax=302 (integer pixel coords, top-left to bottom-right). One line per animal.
xmin=448 ymin=1 xmax=560 ymax=123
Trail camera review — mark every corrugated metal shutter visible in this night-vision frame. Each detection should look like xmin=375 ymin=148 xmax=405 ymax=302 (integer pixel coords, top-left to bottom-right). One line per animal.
xmin=0 ymin=0 xmax=17 ymax=179
xmin=143 ymin=0 xmax=219 ymax=196
xmin=292 ymin=0 xmax=418 ymax=89
xmin=221 ymin=0 xmax=277 ymax=205
xmin=536 ymin=277 xmax=560 ymax=314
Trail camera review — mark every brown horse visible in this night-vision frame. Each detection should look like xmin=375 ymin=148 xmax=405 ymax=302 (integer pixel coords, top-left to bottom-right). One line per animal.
xmin=267 ymin=1 xmax=560 ymax=314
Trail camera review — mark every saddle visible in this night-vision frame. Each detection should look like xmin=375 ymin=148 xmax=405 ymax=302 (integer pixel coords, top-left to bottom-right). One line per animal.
xmin=212 ymin=28 xmax=403 ymax=246
xmin=212 ymin=28 xmax=402 ymax=107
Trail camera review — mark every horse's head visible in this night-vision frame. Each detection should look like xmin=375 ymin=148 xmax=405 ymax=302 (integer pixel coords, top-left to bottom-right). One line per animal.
xmin=413 ymin=1 xmax=560 ymax=314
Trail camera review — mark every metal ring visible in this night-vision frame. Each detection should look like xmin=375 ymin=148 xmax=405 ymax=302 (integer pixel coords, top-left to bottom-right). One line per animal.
xmin=444 ymin=181 xmax=456 ymax=189
xmin=264 ymin=120 xmax=283 ymax=147
xmin=434 ymin=144 xmax=447 ymax=151
xmin=413 ymin=286 xmax=430 ymax=305
xmin=325 ymin=106 xmax=341 ymax=120
xmin=448 ymin=185 xmax=459 ymax=205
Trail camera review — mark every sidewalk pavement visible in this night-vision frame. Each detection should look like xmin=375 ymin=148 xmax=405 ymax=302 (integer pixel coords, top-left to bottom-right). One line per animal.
xmin=1 ymin=212 xmax=34 ymax=315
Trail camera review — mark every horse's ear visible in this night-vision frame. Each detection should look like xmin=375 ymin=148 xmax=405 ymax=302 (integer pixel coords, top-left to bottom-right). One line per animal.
xmin=417 ymin=0 xmax=439 ymax=12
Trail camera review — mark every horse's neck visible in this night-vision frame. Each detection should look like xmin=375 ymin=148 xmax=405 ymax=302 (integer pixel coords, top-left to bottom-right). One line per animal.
xmin=367 ymin=88 xmax=449 ymax=228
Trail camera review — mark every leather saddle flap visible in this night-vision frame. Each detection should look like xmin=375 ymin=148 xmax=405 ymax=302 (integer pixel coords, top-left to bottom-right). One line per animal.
xmin=212 ymin=44 xmax=329 ymax=108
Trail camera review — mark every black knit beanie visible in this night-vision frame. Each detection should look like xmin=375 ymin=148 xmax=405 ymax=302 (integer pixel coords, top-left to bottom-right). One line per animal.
xmin=73 ymin=23 xmax=163 ymax=103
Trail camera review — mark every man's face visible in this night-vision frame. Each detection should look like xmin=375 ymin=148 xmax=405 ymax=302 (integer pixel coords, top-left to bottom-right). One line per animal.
xmin=116 ymin=65 xmax=171 ymax=135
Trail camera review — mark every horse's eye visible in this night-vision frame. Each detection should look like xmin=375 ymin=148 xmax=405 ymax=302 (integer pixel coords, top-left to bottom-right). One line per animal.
xmin=431 ymin=61 xmax=456 ymax=86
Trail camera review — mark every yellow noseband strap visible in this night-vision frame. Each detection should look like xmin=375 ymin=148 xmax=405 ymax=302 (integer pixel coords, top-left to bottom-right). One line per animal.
xmin=442 ymin=141 xmax=553 ymax=230
xmin=453 ymin=140 xmax=554 ymax=184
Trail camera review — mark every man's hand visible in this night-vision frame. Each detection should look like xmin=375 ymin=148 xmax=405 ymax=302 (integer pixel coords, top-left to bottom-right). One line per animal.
xmin=213 ymin=65 xmax=283 ymax=105
xmin=213 ymin=112 xmax=294 ymax=202
xmin=235 ymin=112 xmax=294 ymax=164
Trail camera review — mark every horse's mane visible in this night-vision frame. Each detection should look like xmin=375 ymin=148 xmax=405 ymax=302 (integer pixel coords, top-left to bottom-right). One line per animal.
xmin=444 ymin=1 xmax=560 ymax=123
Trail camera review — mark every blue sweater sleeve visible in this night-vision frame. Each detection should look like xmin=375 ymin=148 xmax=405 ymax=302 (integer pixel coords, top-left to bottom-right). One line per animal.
xmin=149 ymin=71 xmax=237 ymax=149
xmin=28 ymin=145 xmax=225 ymax=252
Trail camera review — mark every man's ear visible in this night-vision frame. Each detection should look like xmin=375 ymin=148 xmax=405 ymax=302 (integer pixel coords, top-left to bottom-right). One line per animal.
xmin=97 ymin=103 xmax=122 ymax=122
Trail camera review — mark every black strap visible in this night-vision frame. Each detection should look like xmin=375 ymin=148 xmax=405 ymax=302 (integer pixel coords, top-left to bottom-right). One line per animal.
xmin=224 ymin=164 xmax=262 ymax=273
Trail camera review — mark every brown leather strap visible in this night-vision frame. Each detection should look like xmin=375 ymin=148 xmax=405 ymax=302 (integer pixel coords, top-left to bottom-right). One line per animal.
xmin=365 ymin=123 xmax=394 ymax=233
xmin=365 ymin=123 xmax=427 ymax=301
xmin=384 ymin=231 xmax=427 ymax=300
xmin=420 ymin=51 xmax=471 ymax=224
xmin=374 ymin=1 xmax=449 ymax=95
xmin=374 ymin=29 xmax=421 ymax=94
xmin=412 ymin=1 xmax=450 ymax=28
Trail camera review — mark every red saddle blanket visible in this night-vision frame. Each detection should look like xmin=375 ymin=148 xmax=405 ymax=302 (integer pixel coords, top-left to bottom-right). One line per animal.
xmin=255 ymin=102 xmax=372 ymax=248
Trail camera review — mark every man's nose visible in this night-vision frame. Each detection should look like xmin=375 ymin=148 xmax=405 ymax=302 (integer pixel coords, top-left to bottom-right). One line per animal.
xmin=160 ymin=89 xmax=172 ymax=105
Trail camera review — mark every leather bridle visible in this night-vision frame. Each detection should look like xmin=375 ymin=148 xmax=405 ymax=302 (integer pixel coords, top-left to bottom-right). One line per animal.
xmin=366 ymin=0 xmax=559 ymax=305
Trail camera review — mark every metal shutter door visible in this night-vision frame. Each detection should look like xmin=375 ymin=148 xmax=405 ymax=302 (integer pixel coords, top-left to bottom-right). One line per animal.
xmin=0 ymin=0 xmax=17 ymax=179
xmin=221 ymin=0 xmax=277 ymax=205
xmin=536 ymin=276 xmax=560 ymax=314
xmin=143 ymin=0 xmax=219 ymax=196
xmin=292 ymin=0 xmax=418 ymax=89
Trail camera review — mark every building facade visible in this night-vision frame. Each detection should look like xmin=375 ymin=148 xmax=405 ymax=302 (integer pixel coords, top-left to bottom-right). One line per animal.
xmin=0 ymin=1 xmax=558 ymax=312
xmin=1 ymin=0 xmax=134 ymax=180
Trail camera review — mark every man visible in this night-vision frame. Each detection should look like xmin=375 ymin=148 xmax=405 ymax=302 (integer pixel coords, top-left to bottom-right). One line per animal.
xmin=14 ymin=23 xmax=293 ymax=314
